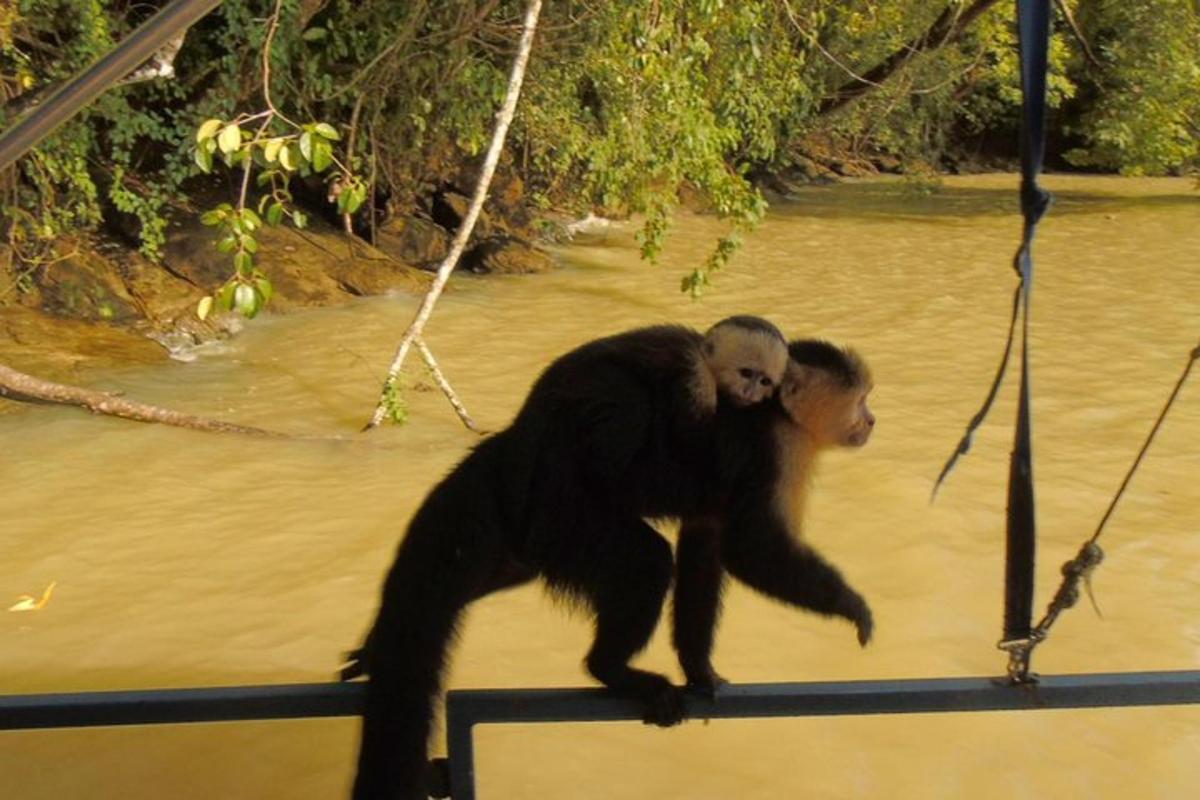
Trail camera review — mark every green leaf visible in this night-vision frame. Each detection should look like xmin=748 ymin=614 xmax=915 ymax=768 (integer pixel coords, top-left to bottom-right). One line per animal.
xmin=196 ymin=119 xmax=223 ymax=143
xmin=199 ymin=209 xmax=223 ymax=226
xmin=346 ymin=185 xmax=367 ymax=215
xmin=218 ymin=123 xmax=242 ymax=155
xmin=216 ymin=236 xmax=238 ymax=254
xmin=301 ymin=27 xmax=327 ymax=41
xmin=312 ymin=139 xmax=333 ymax=172
xmin=216 ymin=282 xmax=237 ymax=311
xmin=266 ymin=202 xmax=285 ymax=226
xmin=196 ymin=295 xmax=214 ymax=321
xmin=234 ymin=250 xmax=253 ymax=275
xmin=254 ymin=276 xmax=274 ymax=303
xmin=279 ymin=144 xmax=297 ymax=172
xmin=314 ymin=122 xmax=341 ymax=141
xmin=292 ymin=210 xmax=308 ymax=229
xmin=194 ymin=146 xmax=213 ymax=173
xmin=234 ymin=283 xmax=259 ymax=317
xmin=263 ymin=137 xmax=284 ymax=163
xmin=241 ymin=208 xmax=262 ymax=230
xmin=299 ymin=131 xmax=314 ymax=162
xmin=241 ymin=234 xmax=258 ymax=254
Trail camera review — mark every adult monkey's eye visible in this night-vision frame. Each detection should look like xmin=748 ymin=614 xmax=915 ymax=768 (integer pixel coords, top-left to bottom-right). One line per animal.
xmin=759 ymin=376 xmax=773 ymax=387
xmin=738 ymin=368 xmax=755 ymax=379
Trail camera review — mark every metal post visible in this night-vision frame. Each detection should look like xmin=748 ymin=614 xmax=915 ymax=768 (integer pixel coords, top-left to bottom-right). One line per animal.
xmin=0 ymin=0 xmax=224 ymax=171
xmin=444 ymin=692 xmax=479 ymax=800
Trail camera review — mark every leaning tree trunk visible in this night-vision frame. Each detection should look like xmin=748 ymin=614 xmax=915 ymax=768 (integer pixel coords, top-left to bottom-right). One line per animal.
xmin=0 ymin=361 xmax=285 ymax=436
xmin=363 ymin=0 xmax=543 ymax=432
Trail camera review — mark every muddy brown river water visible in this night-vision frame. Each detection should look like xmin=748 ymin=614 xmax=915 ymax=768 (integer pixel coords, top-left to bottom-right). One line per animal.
xmin=2 ymin=175 xmax=1198 ymax=798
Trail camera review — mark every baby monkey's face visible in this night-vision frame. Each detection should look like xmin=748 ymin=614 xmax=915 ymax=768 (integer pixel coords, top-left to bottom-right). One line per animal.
xmin=709 ymin=331 xmax=789 ymax=407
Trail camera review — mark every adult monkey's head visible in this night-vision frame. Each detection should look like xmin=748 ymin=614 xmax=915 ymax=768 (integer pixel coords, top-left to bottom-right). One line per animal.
xmin=779 ymin=339 xmax=875 ymax=449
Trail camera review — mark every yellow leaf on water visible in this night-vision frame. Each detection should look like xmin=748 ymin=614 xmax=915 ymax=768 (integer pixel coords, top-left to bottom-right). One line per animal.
xmin=8 ymin=581 xmax=56 ymax=612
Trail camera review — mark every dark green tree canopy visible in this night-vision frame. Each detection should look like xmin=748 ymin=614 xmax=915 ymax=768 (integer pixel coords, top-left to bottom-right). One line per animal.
xmin=2 ymin=0 xmax=1196 ymax=279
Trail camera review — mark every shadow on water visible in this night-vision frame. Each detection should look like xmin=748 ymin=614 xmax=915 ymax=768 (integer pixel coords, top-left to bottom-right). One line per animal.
xmin=772 ymin=178 xmax=1198 ymax=220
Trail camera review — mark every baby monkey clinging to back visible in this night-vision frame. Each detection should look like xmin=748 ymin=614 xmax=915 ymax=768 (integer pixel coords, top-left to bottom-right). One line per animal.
xmin=691 ymin=315 xmax=789 ymax=414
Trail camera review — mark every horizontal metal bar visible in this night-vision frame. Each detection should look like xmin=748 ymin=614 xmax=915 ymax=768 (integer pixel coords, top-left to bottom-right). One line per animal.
xmin=445 ymin=670 xmax=1200 ymax=728
xmin=0 ymin=682 xmax=363 ymax=731
xmin=2 ymin=670 xmax=1197 ymax=734
xmin=441 ymin=670 xmax=1200 ymax=800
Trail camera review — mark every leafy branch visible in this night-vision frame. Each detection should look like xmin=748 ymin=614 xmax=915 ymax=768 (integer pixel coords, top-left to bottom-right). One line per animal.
xmin=189 ymin=0 xmax=368 ymax=321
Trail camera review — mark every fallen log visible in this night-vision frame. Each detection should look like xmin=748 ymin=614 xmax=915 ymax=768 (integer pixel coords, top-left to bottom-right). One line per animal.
xmin=0 ymin=361 xmax=285 ymax=436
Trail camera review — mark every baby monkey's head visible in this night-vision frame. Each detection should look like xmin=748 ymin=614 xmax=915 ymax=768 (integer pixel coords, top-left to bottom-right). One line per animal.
xmin=703 ymin=315 xmax=789 ymax=407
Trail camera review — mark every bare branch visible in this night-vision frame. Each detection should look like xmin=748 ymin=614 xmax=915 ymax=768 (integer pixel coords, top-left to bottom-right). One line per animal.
xmin=364 ymin=0 xmax=543 ymax=431
xmin=816 ymin=0 xmax=1003 ymax=116
xmin=415 ymin=337 xmax=482 ymax=433
xmin=0 ymin=362 xmax=286 ymax=437
xmin=1055 ymin=0 xmax=1104 ymax=70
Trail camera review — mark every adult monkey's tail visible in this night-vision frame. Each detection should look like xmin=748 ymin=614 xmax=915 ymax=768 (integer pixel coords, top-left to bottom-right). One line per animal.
xmin=351 ymin=537 xmax=467 ymax=800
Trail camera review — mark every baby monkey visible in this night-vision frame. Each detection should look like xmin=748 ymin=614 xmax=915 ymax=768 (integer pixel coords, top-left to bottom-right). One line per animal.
xmin=691 ymin=315 xmax=789 ymax=414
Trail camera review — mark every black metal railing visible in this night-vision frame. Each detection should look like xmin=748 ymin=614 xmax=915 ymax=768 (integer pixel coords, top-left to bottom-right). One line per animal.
xmin=4 ymin=670 xmax=1199 ymax=798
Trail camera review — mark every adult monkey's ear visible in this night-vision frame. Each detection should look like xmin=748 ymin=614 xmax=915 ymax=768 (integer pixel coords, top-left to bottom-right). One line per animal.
xmin=778 ymin=362 xmax=819 ymax=424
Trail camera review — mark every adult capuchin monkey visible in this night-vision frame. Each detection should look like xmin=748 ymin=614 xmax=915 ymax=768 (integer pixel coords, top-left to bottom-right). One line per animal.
xmin=341 ymin=315 xmax=787 ymax=679
xmin=346 ymin=323 xmax=873 ymax=800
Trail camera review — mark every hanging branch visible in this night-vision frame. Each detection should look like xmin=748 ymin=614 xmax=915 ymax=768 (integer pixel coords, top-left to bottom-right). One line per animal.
xmin=816 ymin=0 xmax=1002 ymax=116
xmin=1054 ymin=0 xmax=1103 ymax=70
xmin=363 ymin=0 xmax=543 ymax=432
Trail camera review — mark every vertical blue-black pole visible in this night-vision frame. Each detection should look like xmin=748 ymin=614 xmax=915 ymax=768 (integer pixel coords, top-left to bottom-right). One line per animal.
xmin=1004 ymin=0 xmax=1054 ymax=651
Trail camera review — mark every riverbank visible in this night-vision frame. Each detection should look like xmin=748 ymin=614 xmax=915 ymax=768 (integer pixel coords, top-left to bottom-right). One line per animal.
xmin=2 ymin=172 xmax=1193 ymax=382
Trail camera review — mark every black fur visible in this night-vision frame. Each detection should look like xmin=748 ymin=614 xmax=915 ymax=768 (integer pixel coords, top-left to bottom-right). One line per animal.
xmin=710 ymin=314 xmax=786 ymax=341
xmin=787 ymin=338 xmax=864 ymax=388
xmin=347 ymin=328 xmax=870 ymax=800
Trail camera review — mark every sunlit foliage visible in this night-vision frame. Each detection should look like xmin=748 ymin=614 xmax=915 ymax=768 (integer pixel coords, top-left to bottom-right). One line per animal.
xmin=2 ymin=0 xmax=1196 ymax=299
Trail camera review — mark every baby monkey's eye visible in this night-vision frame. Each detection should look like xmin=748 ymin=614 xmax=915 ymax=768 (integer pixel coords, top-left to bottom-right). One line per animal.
xmin=759 ymin=376 xmax=773 ymax=387
xmin=738 ymin=368 xmax=756 ymax=380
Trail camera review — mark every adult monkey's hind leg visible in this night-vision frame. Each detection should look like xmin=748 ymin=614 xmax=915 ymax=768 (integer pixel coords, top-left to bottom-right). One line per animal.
xmin=578 ymin=519 xmax=687 ymax=726
xmin=672 ymin=518 xmax=728 ymax=696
